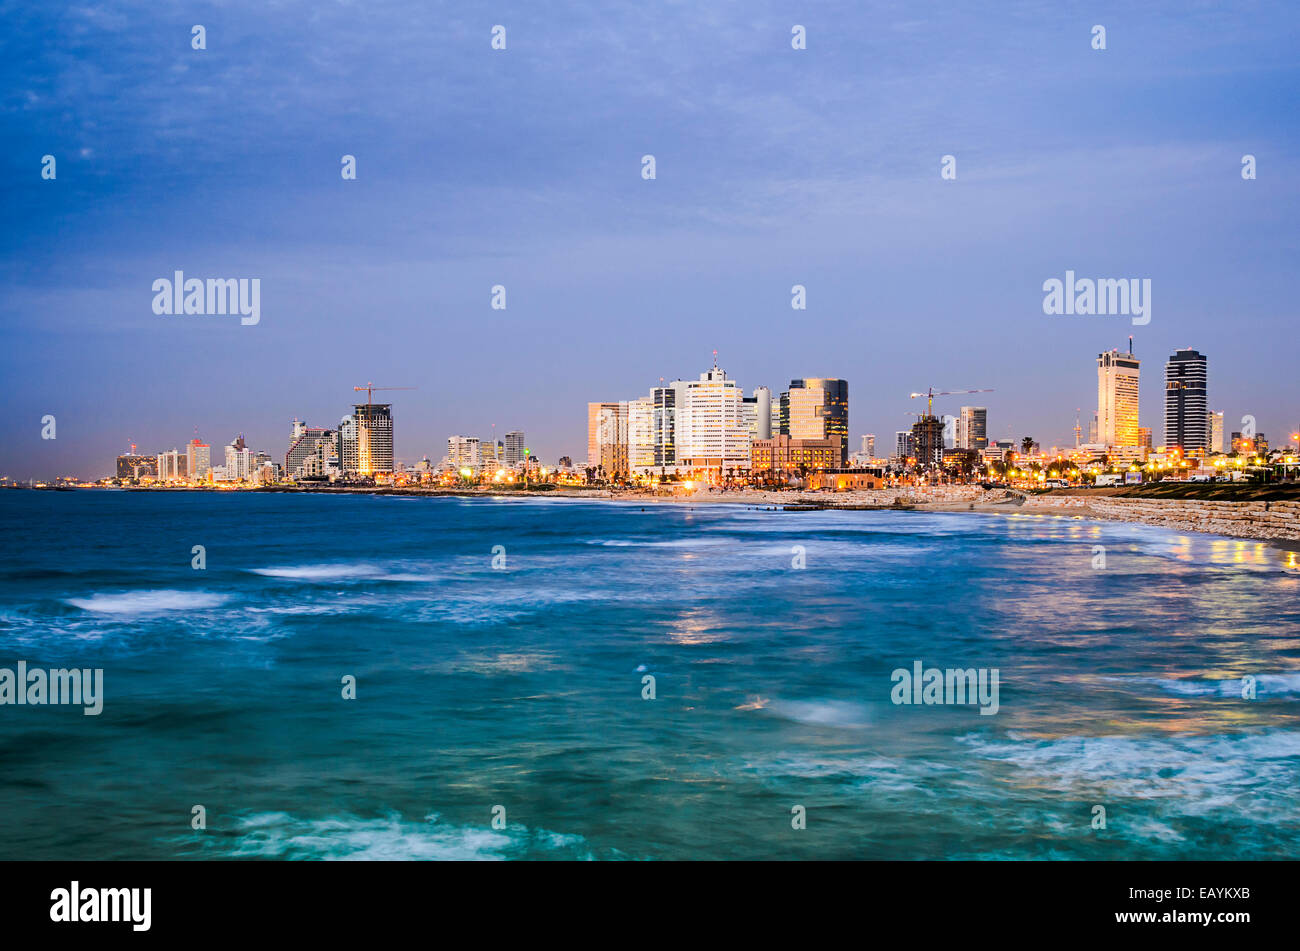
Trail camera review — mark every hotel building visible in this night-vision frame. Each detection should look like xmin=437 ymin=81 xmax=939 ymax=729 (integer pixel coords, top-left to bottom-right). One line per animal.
xmin=675 ymin=361 xmax=750 ymax=474
xmin=186 ymin=438 xmax=211 ymax=480
xmin=751 ymin=435 xmax=841 ymax=476
xmin=781 ymin=378 xmax=849 ymax=464
xmin=1097 ymin=346 xmax=1141 ymax=449
xmin=156 ymin=448 xmax=187 ymax=481
xmin=285 ymin=425 xmax=334 ymax=479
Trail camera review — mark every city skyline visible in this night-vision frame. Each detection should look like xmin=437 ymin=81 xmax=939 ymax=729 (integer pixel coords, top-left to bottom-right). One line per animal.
xmin=65 ymin=335 xmax=1299 ymax=484
xmin=10 ymin=333 xmax=1299 ymax=480
xmin=4 ymin=3 xmax=1298 ymax=479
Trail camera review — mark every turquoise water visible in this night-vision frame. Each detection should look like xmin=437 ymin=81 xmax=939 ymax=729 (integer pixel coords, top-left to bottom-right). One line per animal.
xmin=1 ymin=491 xmax=1298 ymax=859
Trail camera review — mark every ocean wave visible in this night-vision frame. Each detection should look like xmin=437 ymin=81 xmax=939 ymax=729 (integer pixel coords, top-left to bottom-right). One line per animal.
xmin=64 ymin=590 xmax=228 ymax=614
xmin=248 ymin=564 xmax=387 ymax=581
xmin=1116 ymin=673 xmax=1300 ymax=699
xmin=959 ymin=730 xmax=1300 ymax=809
xmin=194 ymin=811 xmax=594 ymax=860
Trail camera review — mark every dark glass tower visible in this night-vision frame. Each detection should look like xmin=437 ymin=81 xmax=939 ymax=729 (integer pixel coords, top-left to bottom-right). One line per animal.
xmin=1164 ymin=349 xmax=1208 ymax=451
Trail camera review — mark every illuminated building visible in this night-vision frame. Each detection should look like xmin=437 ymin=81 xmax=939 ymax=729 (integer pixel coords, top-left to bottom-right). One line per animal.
xmin=224 ymin=435 xmax=254 ymax=481
xmin=628 ymin=397 xmax=656 ymax=472
xmin=1164 ymin=348 xmax=1208 ymax=451
xmin=186 ymin=438 xmax=211 ymax=480
xmin=1097 ymin=344 xmax=1141 ymax=448
xmin=751 ymin=435 xmax=841 ymax=476
xmin=338 ymin=403 xmax=393 ymax=477
xmin=894 ymin=431 xmax=913 ymax=463
xmin=956 ymin=407 xmax=987 ymax=450
xmin=1208 ymin=411 xmax=1224 ymax=453
xmin=587 ymin=402 xmax=629 ymax=477
xmin=676 ymin=360 xmax=749 ymax=473
xmin=447 ymin=435 xmax=481 ymax=470
xmin=504 ymin=431 xmax=525 ymax=466
xmin=285 ymin=426 xmax=333 ymax=479
xmin=116 ymin=454 xmax=157 ymax=480
xmin=156 ymin=448 xmax=187 ymax=481
xmin=781 ymin=378 xmax=848 ymax=464
xmin=910 ymin=416 xmax=945 ymax=470
xmin=743 ymin=386 xmax=773 ymax=441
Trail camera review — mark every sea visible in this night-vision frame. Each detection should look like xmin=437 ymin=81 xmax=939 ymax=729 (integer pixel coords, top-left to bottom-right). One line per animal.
xmin=1 ymin=490 xmax=1297 ymax=860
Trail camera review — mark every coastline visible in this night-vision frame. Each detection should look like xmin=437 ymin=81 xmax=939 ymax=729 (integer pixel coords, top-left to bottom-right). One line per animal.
xmin=35 ymin=482 xmax=1300 ymax=546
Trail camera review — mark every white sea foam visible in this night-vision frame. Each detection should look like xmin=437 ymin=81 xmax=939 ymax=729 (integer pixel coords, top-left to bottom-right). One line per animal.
xmin=203 ymin=811 xmax=593 ymax=860
xmin=763 ymin=699 xmax=873 ymax=729
xmin=65 ymin=590 xmax=228 ymax=614
xmin=1119 ymin=673 xmax=1300 ymax=699
xmin=249 ymin=564 xmax=386 ymax=581
xmin=959 ymin=730 xmax=1300 ymax=811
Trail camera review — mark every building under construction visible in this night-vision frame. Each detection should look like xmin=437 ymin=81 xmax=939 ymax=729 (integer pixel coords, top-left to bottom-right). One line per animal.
xmin=910 ymin=416 xmax=945 ymax=471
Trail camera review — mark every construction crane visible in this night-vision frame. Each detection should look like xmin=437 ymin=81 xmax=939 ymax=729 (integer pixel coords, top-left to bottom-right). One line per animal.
xmin=353 ymin=382 xmax=415 ymax=404
xmin=909 ymin=387 xmax=993 ymax=417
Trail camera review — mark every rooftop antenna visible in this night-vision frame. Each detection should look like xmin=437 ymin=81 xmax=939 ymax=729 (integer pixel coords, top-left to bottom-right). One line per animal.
xmin=712 ymin=349 xmax=718 ymax=370
xmin=1128 ymin=334 xmax=1133 ymax=355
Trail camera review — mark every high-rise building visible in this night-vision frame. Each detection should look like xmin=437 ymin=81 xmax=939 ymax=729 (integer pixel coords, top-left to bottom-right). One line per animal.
xmin=1097 ymin=345 xmax=1141 ymax=448
xmin=1164 ymin=348 xmax=1208 ymax=452
xmin=479 ymin=438 xmax=504 ymax=468
xmin=337 ymin=415 xmax=356 ymax=473
xmin=744 ymin=386 xmax=773 ymax=442
xmin=1208 ymin=411 xmax=1224 ymax=453
xmin=351 ymin=403 xmax=393 ymax=476
xmin=910 ymin=416 xmax=945 ymax=470
xmin=653 ymin=384 xmax=681 ymax=468
xmin=447 ymin=436 xmax=481 ymax=470
xmin=186 ymin=438 xmax=211 ymax=480
xmin=862 ymin=434 xmax=876 ymax=458
xmin=894 ymin=431 xmax=913 ymax=463
xmin=1138 ymin=426 xmax=1153 ymax=449
xmin=628 ymin=397 xmax=656 ymax=472
xmin=676 ymin=361 xmax=750 ymax=473
xmin=504 ymin=431 xmax=525 ymax=466
xmin=285 ymin=425 xmax=332 ymax=479
xmin=782 ymin=378 xmax=848 ymax=464
xmin=587 ymin=402 xmax=629 ymax=477
xmin=225 ymin=435 xmax=254 ymax=481
xmin=156 ymin=448 xmax=187 ymax=481
xmin=587 ymin=402 xmax=621 ymax=470
xmin=957 ymin=407 xmax=987 ymax=450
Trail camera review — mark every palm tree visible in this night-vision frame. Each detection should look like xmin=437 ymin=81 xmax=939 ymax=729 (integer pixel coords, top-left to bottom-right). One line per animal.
xmin=1021 ymin=436 xmax=1035 ymax=457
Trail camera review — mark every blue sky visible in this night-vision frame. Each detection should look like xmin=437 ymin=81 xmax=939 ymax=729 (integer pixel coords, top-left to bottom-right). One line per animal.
xmin=2 ymin=0 xmax=1297 ymax=476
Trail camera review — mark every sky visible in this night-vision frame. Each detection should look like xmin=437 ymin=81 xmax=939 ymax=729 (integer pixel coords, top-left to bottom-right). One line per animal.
xmin=2 ymin=0 xmax=1297 ymax=477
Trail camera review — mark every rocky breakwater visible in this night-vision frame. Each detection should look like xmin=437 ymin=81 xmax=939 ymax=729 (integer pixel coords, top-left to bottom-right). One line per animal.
xmin=1021 ymin=495 xmax=1300 ymax=542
